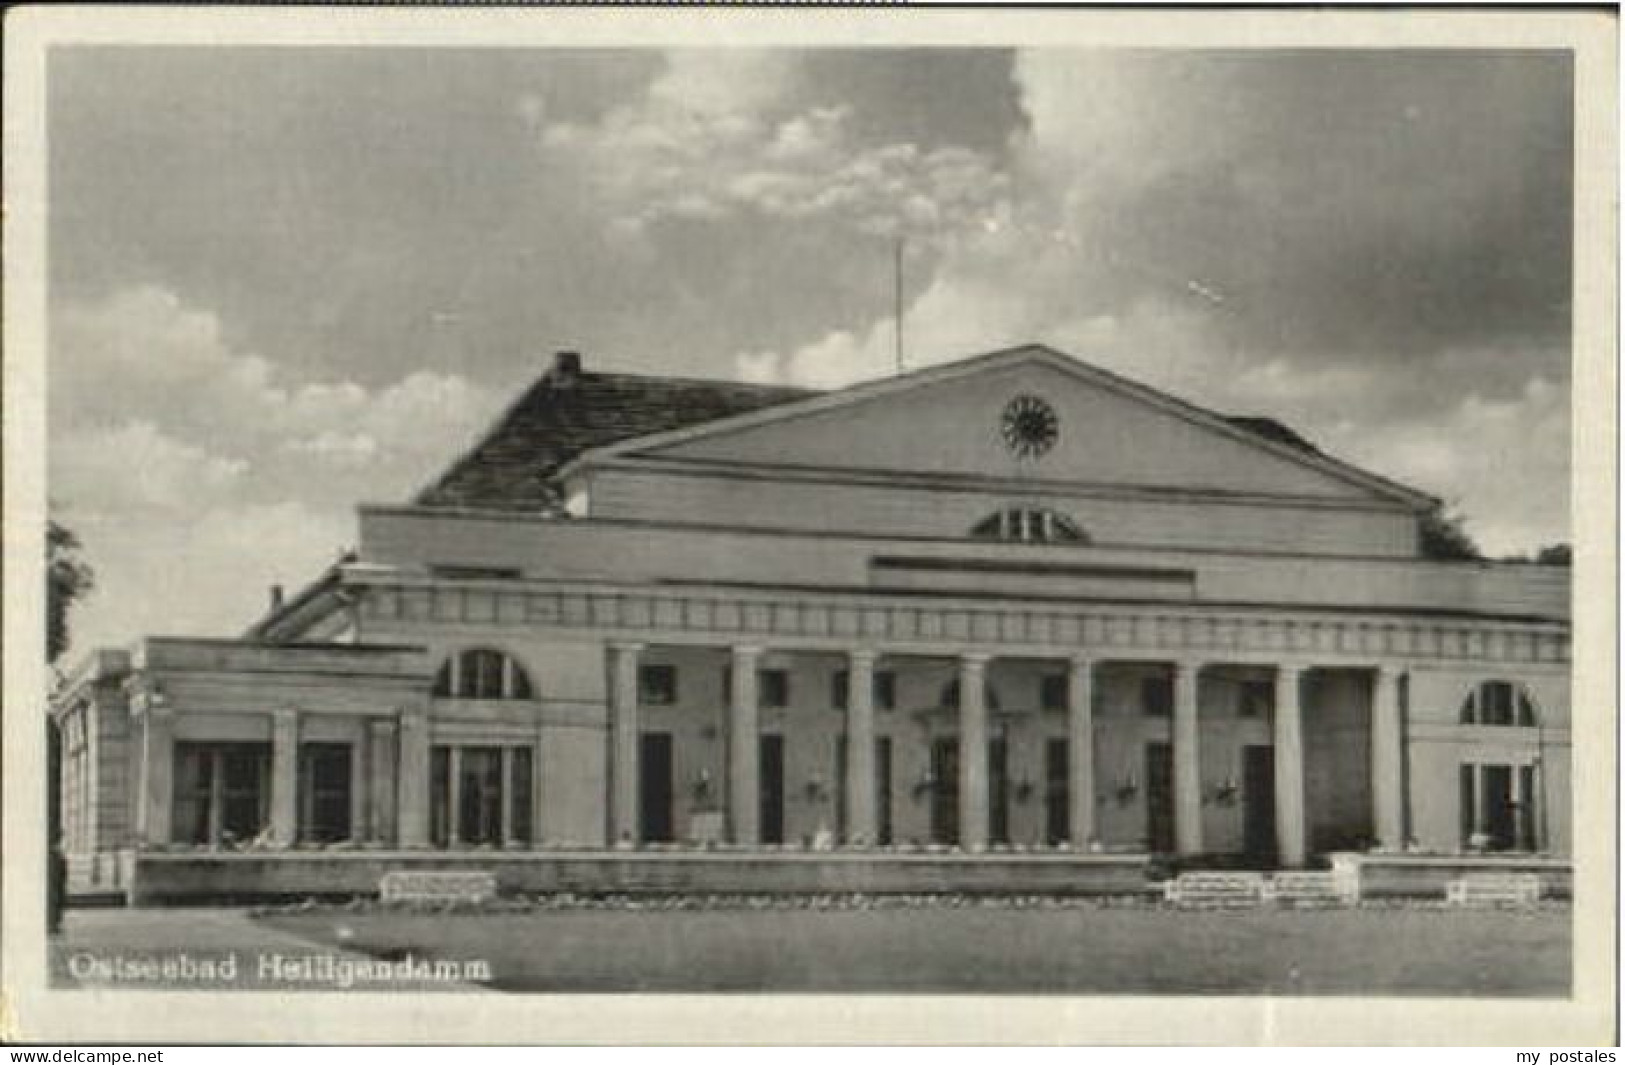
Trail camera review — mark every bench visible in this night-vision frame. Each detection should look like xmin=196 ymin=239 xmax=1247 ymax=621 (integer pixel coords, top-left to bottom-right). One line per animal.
xmin=1163 ymin=871 xmax=1266 ymax=908
xmin=379 ymin=869 xmax=498 ymax=905
xmin=1264 ymin=871 xmax=1356 ymax=907
xmin=1445 ymin=872 xmax=1543 ymax=907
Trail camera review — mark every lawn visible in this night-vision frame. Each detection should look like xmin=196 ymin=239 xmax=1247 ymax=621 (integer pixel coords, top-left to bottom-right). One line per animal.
xmin=258 ymin=901 xmax=1571 ymax=996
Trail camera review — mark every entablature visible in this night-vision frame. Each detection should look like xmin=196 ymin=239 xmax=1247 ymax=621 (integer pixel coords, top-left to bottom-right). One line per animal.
xmin=347 ymin=571 xmax=1570 ymax=669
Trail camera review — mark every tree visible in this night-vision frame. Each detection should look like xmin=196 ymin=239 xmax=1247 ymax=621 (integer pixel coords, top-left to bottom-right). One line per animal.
xmin=45 ymin=519 xmax=91 ymax=933
xmin=47 ymin=520 xmax=95 ymax=665
xmin=1419 ymin=506 xmax=1484 ymax=562
xmin=1534 ymin=543 xmax=1572 ymax=566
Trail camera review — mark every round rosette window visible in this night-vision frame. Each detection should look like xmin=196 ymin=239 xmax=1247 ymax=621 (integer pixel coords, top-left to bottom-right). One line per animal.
xmin=1000 ymin=394 xmax=1059 ymax=459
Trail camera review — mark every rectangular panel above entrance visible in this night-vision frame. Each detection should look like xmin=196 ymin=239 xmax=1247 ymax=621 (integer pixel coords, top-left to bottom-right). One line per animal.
xmin=869 ymin=555 xmax=1197 ymax=602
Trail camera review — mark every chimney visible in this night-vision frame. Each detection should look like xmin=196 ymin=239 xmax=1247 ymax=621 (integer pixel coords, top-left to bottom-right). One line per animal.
xmin=269 ymin=584 xmax=285 ymax=612
xmin=551 ymin=350 xmax=582 ymax=387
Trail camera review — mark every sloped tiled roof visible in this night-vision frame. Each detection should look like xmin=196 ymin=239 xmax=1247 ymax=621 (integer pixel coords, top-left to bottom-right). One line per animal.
xmin=415 ymin=369 xmax=816 ymax=511
xmin=414 ymin=358 xmax=1329 ymax=513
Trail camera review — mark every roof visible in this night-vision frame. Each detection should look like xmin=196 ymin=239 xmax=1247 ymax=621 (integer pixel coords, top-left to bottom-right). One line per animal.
xmin=415 ymin=368 xmax=814 ymax=511
xmin=413 ymin=348 xmax=1374 ymax=513
xmin=1222 ymin=415 xmax=1324 ymax=456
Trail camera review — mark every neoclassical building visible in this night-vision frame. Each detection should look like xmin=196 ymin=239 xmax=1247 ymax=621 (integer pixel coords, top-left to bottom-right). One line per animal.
xmin=53 ymin=345 xmax=1571 ymax=901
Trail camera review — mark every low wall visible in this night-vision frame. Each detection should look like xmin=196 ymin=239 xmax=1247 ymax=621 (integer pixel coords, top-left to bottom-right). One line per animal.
xmin=1329 ymin=852 xmax=1573 ymax=899
xmin=121 ymin=850 xmax=1155 ymax=905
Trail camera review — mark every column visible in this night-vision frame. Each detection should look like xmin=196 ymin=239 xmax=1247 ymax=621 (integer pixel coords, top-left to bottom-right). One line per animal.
xmin=349 ymin=731 xmax=367 ymax=844
xmin=1370 ymin=666 xmax=1405 ymax=849
xmin=729 ymin=646 xmax=763 ymax=846
xmin=270 ymin=709 xmax=299 ymax=848
xmin=608 ymin=642 xmax=643 ymax=847
xmin=1172 ymin=661 xmax=1203 ymax=855
xmin=499 ymin=746 xmax=515 ymax=846
xmin=137 ymin=706 xmax=174 ymax=847
xmin=1068 ymin=656 xmax=1096 ymax=850
xmin=367 ymin=718 xmax=396 ymax=844
xmin=1273 ymin=665 xmax=1307 ymax=867
xmin=446 ymin=746 xmax=464 ymax=847
xmin=396 ymin=707 xmax=431 ymax=847
xmin=532 ymin=713 xmax=548 ymax=848
xmin=958 ymin=653 xmax=991 ymax=852
xmin=844 ymin=650 xmax=878 ymax=847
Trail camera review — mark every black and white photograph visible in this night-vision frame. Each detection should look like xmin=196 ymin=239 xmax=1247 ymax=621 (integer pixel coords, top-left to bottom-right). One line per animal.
xmin=3 ymin=5 xmax=1615 ymax=1046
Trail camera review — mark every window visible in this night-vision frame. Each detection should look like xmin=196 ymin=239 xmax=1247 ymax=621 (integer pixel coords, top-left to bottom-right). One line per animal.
xmin=639 ymin=664 xmax=677 ymax=706
xmin=832 ymin=669 xmax=897 ymax=712
xmin=1040 ymin=674 xmax=1069 ymax=713
xmin=430 ymin=744 xmax=536 ymax=848
xmin=1461 ymin=680 xmax=1537 ymax=727
xmin=1238 ymin=679 xmax=1273 ymax=719
xmin=760 ymin=669 xmax=790 ymax=709
xmin=1141 ymin=675 xmax=1173 ymax=717
xmin=939 ymin=678 xmax=1002 ymax=712
xmin=722 ymin=666 xmax=799 ymax=709
xmin=297 ymin=743 xmax=353 ymax=844
xmin=433 ymin=648 xmax=534 ymax=700
xmin=172 ymin=742 xmax=271 ymax=848
xmin=970 ymin=507 xmax=1088 ymax=545
xmin=1460 ymin=761 xmax=1540 ymax=851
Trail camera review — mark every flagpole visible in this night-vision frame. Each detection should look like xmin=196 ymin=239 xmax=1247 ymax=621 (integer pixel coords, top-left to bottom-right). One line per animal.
xmin=893 ymin=234 xmax=905 ymax=375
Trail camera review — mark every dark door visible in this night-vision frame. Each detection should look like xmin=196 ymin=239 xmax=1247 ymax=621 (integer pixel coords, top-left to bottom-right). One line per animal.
xmin=930 ymin=737 xmax=959 ymax=845
xmin=298 ymin=743 xmax=353 ymax=845
xmin=639 ymin=733 xmax=674 ymax=844
xmin=1044 ymin=738 xmax=1070 ymax=845
xmin=989 ymin=737 xmax=1010 ymax=844
xmin=1243 ymin=745 xmax=1277 ymax=862
xmin=876 ymin=737 xmax=894 ymax=846
xmin=457 ymin=746 xmax=504 ymax=847
xmin=1483 ymin=764 xmax=1515 ymax=851
xmin=759 ymin=735 xmax=785 ymax=845
xmin=1145 ymin=742 xmax=1175 ymax=853
xmin=835 ymin=736 xmax=849 ymax=840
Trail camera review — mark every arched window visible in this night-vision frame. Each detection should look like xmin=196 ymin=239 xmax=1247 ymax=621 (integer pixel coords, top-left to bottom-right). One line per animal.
xmin=434 ymin=648 xmax=534 ymax=700
xmin=970 ymin=507 xmax=1088 ymax=545
xmin=1460 ymin=679 xmax=1537 ymax=727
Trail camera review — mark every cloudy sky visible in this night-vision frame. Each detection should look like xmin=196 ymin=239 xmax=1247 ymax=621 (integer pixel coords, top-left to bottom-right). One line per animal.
xmin=47 ymin=46 xmax=1572 ymax=655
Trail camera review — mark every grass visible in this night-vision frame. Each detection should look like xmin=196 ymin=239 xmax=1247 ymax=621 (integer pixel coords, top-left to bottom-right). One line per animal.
xmin=258 ymin=900 xmax=1571 ymax=996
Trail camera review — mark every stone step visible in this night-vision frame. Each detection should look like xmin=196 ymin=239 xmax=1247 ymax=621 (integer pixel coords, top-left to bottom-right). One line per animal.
xmin=1445 ymin=872 xmax=1543 ymax=907
xmin=1163 ymin=871 xmax=1267 ymax=907
xmin=380 ymin=869 xmax=498 ymax=905
xmin=1264 ymin=871 xmax=1355 ymax=906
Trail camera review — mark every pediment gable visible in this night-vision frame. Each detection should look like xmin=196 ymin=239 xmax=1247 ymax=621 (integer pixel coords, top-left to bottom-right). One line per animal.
xmin=590 ymin=345 xmax=1430 ymax=508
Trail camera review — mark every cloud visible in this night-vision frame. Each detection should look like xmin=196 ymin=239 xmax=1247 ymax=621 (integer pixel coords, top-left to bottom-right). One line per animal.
xmin=65 ymin=501 xmax=355 ymax=655
xmin=51 ymin=421 xmax=247 ymax=514
xmin=734 ymin=50 xmax=1571 ymax=552
xmin=1325 ymin=374 xmax=1570 ymax=556
xmin=52 ymin=286 xmax=501 ymax=497
xmin=49 ymin=285 xmax=507 ymax=650
xmin=542 ymin=50 xmax=1009 ymax=242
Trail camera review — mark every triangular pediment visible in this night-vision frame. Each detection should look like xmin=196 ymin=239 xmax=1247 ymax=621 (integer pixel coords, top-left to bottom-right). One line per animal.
xmin=581 ymin=346 xmax=1431 ymax=507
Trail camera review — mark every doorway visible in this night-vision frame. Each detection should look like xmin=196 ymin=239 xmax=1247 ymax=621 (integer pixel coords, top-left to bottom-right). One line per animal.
xmin=1044 ymin=738 xmax=1069 ymax=845
xmin=759 ymin=735 xmax=785 ymax=845
xmin=1242 ymin=744 xmax=1277 ymax=862
xmin=639 ymin=733 xmax=674 ymax=844
xmin=1145 ymin=742 xmax=1174 ymax=853
xmin=929 ymin=737 xmax=959 ymax=845
xmin=989 ymin=736 xmax=1010 ymax=845
xmin=876 ymin=737 xmax=894 ymax=846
